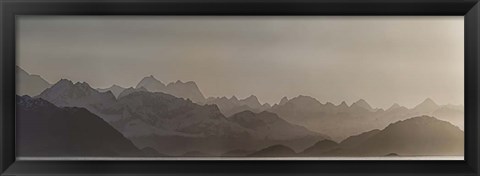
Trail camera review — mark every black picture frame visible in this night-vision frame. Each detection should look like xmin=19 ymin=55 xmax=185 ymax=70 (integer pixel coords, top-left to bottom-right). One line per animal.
xmin=1 ymin=0 xmax=479 ymax=175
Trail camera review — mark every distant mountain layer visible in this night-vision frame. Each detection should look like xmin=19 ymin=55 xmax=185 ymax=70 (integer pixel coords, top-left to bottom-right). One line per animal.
xmin=136 ymin=75 xmax=206 ymax=103
xmin=117 ymin=87 xmax=148 ymax=99
xmin=269 ymin=96 xmax=463 ymax=141
xmin=16 ymin=66 xmax=51 ymax=96
xmin=248 ymin=116 xmax=463 ymax=157
xmin=205 ymin=96 xmax=271 ymax=116
xmin=16 ymin=95 xmax=142 ymax=157
xmin=34 ymin=79 xmax=327 ymax=155
xmin=97 ymin=85 xmax=126 ymax=98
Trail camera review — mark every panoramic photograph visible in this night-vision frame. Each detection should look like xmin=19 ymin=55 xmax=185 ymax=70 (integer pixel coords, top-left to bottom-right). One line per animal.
xmin=16 ymin=16 xmax=464 ymax=159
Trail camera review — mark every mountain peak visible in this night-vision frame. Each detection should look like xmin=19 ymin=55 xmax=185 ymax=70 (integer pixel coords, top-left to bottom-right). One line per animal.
xmin=387 ymin=103 xmax=401 ymax=111
xmin=136 ymin=75 xmax=165 ymax=90
xmin=239 ymin=95 xmax=262 ymax=109
xmin=230 ymin=96 xmax=239 ymax=101
xmin=290 ymin=95 xmax=321 ymax=105
xmin=111 ymin=84 xmax=123 ymax=89
xmin=414 ymin=98 xmax=439 ymax=112
xmin=245 ymin=95 xmax=258 ymax=101
xmin=279 ymin=97 xmax=289 ymax=106
xmin=338 ymin=101 xmax=348 ymax=107
xmin=351 ymin=99 xmax=373 ymax=111
xmin=422 ymin=98 xmax=437 ymax=105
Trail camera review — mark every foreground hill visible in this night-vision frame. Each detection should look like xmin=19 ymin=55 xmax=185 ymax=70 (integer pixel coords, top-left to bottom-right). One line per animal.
xmin=16 ymin=95 xmax=142 ymax=157
xmin=301 ymin=116 xmax=464 ymax=156
xmin=248 ymin=145 xmax=296 ymax=157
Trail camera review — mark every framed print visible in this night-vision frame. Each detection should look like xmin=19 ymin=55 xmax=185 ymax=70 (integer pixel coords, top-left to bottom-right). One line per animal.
xmin=1 ymin=0 xmax=479 ymax=175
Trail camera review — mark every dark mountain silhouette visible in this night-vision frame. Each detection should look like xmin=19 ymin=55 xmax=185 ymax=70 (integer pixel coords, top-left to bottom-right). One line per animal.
xmin=205 ymin=95 xmax=271 ymax=116
xmin=314 ymin=116 xmax=464 ymax=156
xmin=135 ymin=75 xmax=206 ymax=103
xmin=352 ymin=116 xmax=464 ymax=156
xmin=248 ymin=145 xmax=296 ymax=157
xmin=97 ymin=84 xmax=126 ymax=98
xmin=16 ymin=95 xmax=142 ymax=156
xmin=340 ymin=129 xmax=381 ymax=149
xmin=16 ymin=66 xmax=51 ymax=96
xmin=300 ymin=139 xmax=339 ymax=156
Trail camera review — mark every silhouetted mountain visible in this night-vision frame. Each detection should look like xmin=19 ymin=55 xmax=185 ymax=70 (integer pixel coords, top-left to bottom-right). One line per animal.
xmin=248 ymin=145 xmax=296 ymax=157
xmin=359 ymin=116 xmax=462 ymax=156
xmin=340 ymin=129 xmax=381 ymax=149
xmin=413 ymin=98 xmax=440 ymax=114
xmin=350 ymin=99 xmax=374 ymax=112
xmin=279 ymin=97 xmax=289 ymax=106
xmin=386 ymin=103 xmax=401 ymax=111
xmin=136 ymin=75 xmax=166 ymax=91
xmin=205 ymin=95 xmax=270 ymax=116
xmin=97 ymin=84 xmax=126 ymax=98
xmin=16 ymin=95 xmax=141 ymax=156
xmin=16 ymin=66 xmax=51 ymax=96
xmin=325 ymin=116 xmax=464 ymax=156
xmin=135 ymin=76 xmax=206 ymax=103
xmin=117 ymin=87 xmax=148 ymax=99
xmin=36 ymin=79 xmax=117 ymax=120
xmin=165 ymin=80 xmax=206 ymax=103
xmin=300 ymin=139 xmax=339 ymax=156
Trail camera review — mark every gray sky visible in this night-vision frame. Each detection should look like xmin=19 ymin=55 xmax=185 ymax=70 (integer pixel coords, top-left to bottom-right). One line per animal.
xmin=17 ymin=16 xmax=464 ymax=108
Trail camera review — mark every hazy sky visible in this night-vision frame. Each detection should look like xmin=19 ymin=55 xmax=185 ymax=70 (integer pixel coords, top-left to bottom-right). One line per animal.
xmin=17 ymin=16 xmax=464 ymax=108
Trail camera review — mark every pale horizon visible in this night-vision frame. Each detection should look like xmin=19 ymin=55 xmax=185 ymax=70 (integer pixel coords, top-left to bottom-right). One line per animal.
xmin=17 ymin=16 xmax=464 ymax=109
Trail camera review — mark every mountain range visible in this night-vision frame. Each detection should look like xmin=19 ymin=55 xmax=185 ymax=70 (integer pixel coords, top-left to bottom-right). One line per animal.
xmin=16 ymin=66 xmax=464 ymax=157
xmin=34 ymin=79 xmax=327 ymax=155
xmin=250 ymin=116 xmax=463 ymax=157
xmin=268 ymin=95 xmax=463 ymax=140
